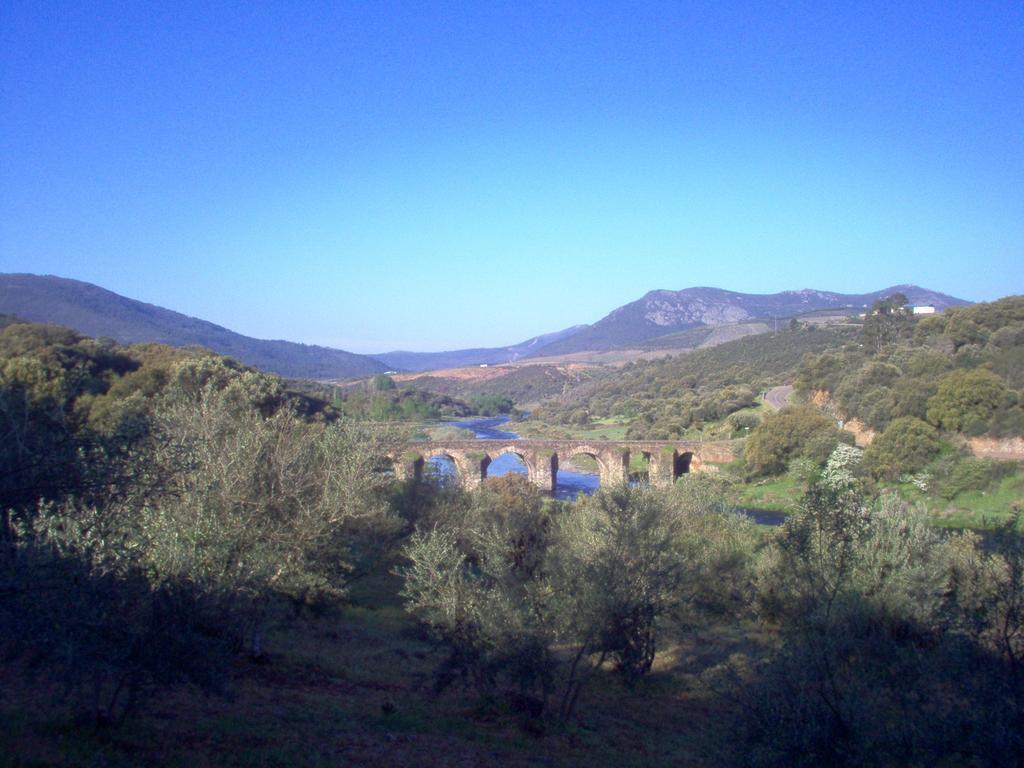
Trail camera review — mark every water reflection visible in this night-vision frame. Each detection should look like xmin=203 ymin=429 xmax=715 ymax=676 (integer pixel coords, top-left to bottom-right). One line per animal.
xmin=437 ymin=417 xmax=785 ymax=523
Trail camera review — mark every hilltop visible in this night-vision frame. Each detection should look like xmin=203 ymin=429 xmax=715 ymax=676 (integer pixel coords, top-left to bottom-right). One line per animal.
xmin=534 ymin=285 xmax=968 ymax=356
xmin=0 ymin=274 xmax=388 ymax=380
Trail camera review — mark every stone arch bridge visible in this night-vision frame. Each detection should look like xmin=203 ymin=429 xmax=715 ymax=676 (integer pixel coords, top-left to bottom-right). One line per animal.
xmin=388 ymin=439 xmax=739 ymax=493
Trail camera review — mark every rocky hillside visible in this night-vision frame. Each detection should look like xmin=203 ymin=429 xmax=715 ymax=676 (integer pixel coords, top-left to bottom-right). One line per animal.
xmin=534 ymin=285 xmax=968 ymax=355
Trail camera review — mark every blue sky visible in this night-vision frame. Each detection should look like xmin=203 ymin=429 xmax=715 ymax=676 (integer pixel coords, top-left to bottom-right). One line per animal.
xmin=2 ymin=1 xmax=1022 ymax=352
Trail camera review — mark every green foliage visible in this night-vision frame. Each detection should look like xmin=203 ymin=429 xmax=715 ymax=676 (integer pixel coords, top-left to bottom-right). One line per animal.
xmin=797 ymin=296 xmax=1024 ymax=438
xmin=709 ymin=484 xmax=1024 ymax=767
xmin=744 ymin=405 xmax=851 ymax=477
xmin=714 ymin=490 xmax=976 ymax=766
xmin=926 ymin=367 xmax=1013 ymax=434
xmin=1 ymin=500 xmax=234 ymax=727
xmin=553 ymin=487 xmax=694 ymax=684
xmin=144 ymin=360 xmax=403 ymax=654
xmin=0 ymin=323 xmax=405 ymax=726
xmin=531 ymin=326 xmax=859 ymax=439
xmin=470 ymin=393 xmax=514 ymax=416
xmin=401 ymin=483 xmax=758 ymax=722
xmin=862 ymin=416 xmax=941 ymax=480
xmin=942 ymin=524 xmax=1024 ymax=765
xmin=332 ymin=381 xmax=471 ymax=422
xmin=862 ymin=292 xmax=913 ymax=351
xmin=794 ymin=346 xmax=865 ymax=397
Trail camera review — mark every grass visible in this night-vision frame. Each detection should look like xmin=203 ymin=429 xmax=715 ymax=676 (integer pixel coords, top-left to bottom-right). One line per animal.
xmin=728 ymin=475 xmax=805 ymax=512
xmin=1 ymin=569 xmax=760 ymax=768
xmin=723 ymin=470 xmax=1024 ymax=529
xmin=890 ymin=472 xmax=1024 ymax=530
xmin=504 ymin=416 xmax=632 ymax=441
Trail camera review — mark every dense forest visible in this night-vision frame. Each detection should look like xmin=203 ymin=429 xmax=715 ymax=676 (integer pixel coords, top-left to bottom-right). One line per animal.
xmin=2 ymin=312 xmax=1023 ymax=767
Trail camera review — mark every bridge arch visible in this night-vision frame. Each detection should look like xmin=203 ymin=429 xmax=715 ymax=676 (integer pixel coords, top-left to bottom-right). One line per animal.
xmin=392 ymin=439 xmax=734 ymax=494
xmin=423 ymin=450 xmax=459 ymax=488
xmin=566 ymin=447 xmax=609 ymax=478
xmin=674 ymin=451 xmax=693 ymax=479
xmin=491 ymin=445 xmax=535 ymax=474
xmin=631 ymin=451 xmax=654 ymax=485
xmin=564 ymin=446 xmax=629 ymax=488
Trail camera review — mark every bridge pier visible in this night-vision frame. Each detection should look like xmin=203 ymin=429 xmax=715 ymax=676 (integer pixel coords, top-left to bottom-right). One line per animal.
xmin=647 ymin=448 xmax=677 ymax=488
xmin=388 ymin=439 xmax=736 ymax=495
xmin=596 ymin=447 xmax=630 ymax=487
xmin=393 ymin=455 xmax=424 ymax=483
xmin=453 ymin=452 xmax=490 ymax=491
xmin=529 ymin=451 xmax=558 ymax=494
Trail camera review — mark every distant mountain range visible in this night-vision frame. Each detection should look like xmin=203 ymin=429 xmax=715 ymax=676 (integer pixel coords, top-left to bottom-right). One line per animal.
xmin=0 ymin=274 xmax=970 ymax=379
xmin=533 ymin=285 xmax=969 ymax=356
xmin=371 ymin=326 xmax=587 ymax=372
xmin=0 ymin=274 xmax=388 ymax=379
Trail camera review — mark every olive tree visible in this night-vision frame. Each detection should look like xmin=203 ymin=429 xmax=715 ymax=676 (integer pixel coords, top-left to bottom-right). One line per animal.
xmin=402 ymin=481 xmax=758 ymax=723
xmin=942 ymin=523 xmax=1024 ymax=766
xmin=712 ymin=487 xmax=962 ymax=767
xmin=0 ymin=498 xmax=233 ymax=727
xmin=142 ymin=359 xmax=403 ymax=656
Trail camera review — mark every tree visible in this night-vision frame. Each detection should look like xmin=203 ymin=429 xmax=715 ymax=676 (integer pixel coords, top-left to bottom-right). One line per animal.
xmin=863 ymin=292 xmax=912 ymax=352
xmin=943 ymin=523 xmax=1024 ymax=766
xmin=926 ymin=368 xmax=1010 ymax=434
xmin=1 ymin=499 xmax=234 ymax=727
xmin=862 ymin=416 xmax=941 ymax=480
xmin=744 ymin=405 xmax=852 ymax=476
xmin=713 ymin=490 xmax=955 ymax=767
xmin=141 ymin=359 xmax=402 ymax=656
xmin=402 ymin=483 xmax=758 ymax=723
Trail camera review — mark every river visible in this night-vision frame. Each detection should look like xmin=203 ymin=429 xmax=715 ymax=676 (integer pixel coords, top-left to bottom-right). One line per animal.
xmin=442 ymin=415 xmax=601 ymax=500
xmin=435 ymin=417 xmax=787 ymax=522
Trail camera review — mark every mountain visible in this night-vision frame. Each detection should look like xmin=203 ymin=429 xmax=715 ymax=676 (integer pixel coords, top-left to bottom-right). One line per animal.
xmin=532 ymin=285 xmax=969 ymax=356
xmin=0 ymin=274 xmax=388 ymax=380
xmin=372 ymin=325 xmax=588 ymax=372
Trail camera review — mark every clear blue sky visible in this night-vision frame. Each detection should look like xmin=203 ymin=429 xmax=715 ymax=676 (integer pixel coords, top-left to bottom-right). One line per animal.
xmin=2 ymin=1 xmax=1022 ymax=352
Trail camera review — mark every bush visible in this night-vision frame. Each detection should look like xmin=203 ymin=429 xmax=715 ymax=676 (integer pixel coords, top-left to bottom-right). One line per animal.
xmin=862 ymin=417 xmax=941 ymax=481
xmin=713 ymin=491 xmax=955 ymax=767
xmin=1 ymin=501 xmax=234 ymax=727
xmin=926 ymin=368 xmax=1009 ymax=434
xmin=744 ymin=405 xmax=851 ymax=477
xmin=933 ymin=457 xmax=993 ymax=500
xmin=401 ymin=483 xmax=758 ymax=722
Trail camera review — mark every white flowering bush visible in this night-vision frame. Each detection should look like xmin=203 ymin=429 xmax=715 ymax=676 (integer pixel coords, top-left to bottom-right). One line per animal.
xmin=821 ymin=444 xmax=863 ymax=489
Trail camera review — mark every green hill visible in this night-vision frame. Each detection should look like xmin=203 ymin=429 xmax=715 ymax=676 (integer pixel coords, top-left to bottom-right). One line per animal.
xmin=0 ymin=273 xmax=387 ymax=380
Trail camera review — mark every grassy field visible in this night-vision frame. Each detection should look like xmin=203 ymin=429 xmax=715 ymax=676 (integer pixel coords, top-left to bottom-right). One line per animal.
xmin=727 ymin=475 xmax=804 ymax=512
xmin=888 ymin=472 xmax=1024 ymax=531
xmin=723 ymin=470 xmax=1024 ymax=530
xmin=1 ymin=572 xmax=768 ymax=768
xmin=503 ymin=416 xmax=633 ymax=441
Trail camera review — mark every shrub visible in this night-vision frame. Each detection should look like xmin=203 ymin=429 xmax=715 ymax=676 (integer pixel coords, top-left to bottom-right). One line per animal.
xmin=933 ymin=457 xmax=993 ymax=500
xmin=862 ymin=417 xmax=941 ymax=481
xmin=926 ymin=368 xmax=1009 ymax=434
xmin=744 ymin=405 xmax=851 ymax=477
xmin=401 ymin=483 xmax=757 ymax=722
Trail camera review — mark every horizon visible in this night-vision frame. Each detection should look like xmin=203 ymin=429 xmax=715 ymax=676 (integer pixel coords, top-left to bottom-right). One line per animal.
xmin=1 ymin=270 xmax=978 ymax=356
xmin=2 ymin=2 xmax=1022 ymax=352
